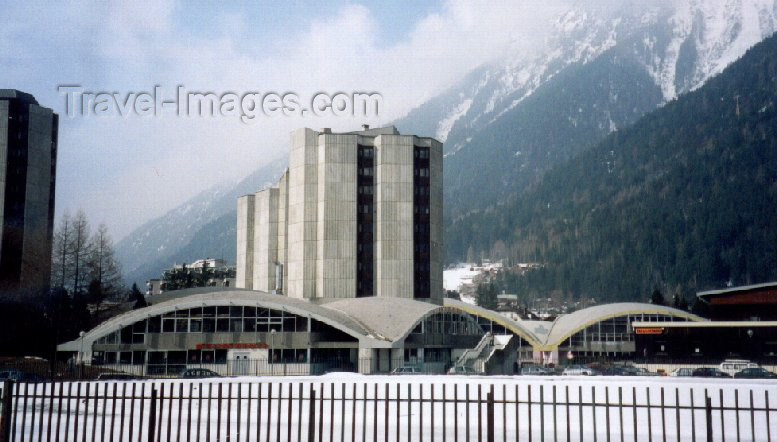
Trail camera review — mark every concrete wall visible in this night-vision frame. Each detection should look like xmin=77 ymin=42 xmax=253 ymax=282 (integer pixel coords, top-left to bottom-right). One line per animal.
xmin=316 ymin=134 xmax=358 ymax=298
xmin=276 ymin=170 xmax=289 ymax=294
xmin=374 ymin=135 xmax=415 ymax=299
xmin=252 ymin=188 xmax=279 ymax=292
xmin=235 ymin=194 xmax=255 ymax=289
xmin=287 ymin=128 xmax=319 ymax=299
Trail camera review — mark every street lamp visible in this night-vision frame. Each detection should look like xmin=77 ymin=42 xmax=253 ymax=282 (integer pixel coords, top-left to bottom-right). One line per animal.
xmin=79 ymin=331 xmax=86 ymax=378
xmin=79 ymin=331 xmax=86 ymax=362
xmin=270 ymin=328 xmax=276 ymax=375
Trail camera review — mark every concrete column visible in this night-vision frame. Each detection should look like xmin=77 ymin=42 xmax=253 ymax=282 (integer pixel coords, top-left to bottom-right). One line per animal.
xmin=235 ymin=194 xmax=255 ymax=289
xmin=286 ymin=128 xmax=319 ymax=298
xmin=315 ymin=133 xmax=358 ymax=299
xmin=253 ymin=188 xmax=279 ymax=292
xmin=374 ymin=135 xmax=414 ymax=299
xmin=391 ymin=347 xmax=404 ymax=370
xmin=276 ymin=170 xmax=289 ymax=294
xmin=358 ymin=348 xmax=374 ymax=374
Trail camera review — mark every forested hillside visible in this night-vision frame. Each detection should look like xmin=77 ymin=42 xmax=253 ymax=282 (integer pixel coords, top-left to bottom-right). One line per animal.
xmin=447 ymin=33 xmax=777 ymax=301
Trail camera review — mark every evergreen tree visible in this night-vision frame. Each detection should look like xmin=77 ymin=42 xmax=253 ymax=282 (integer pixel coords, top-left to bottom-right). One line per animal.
xmin=476 ymin=282 xmax=498 ymax=310
xmin=691 ymin=298 xmax=711 ymax=318
xmin=650 ymin=289 xmax=666 ymax=306
xmin=672 ymin=293 xmax=689 ymax=311
xmin=130 ymin=283 xmax=147 ymax=309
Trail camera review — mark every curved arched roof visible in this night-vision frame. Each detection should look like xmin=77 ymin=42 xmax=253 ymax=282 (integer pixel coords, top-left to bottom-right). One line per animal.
xmin=323 ymin=297 xmax=444 ymax=343
xmin=58 ymin=291 xmax=457 ymax=352
xmin=443 ymin=299 xmax=544 ymax=347
xmin=543 ymin=302 xmax=705 ymax=347
xmin=59 ymin=290 xmax=384 ymax=351
xmin=58 ymin=292 xmax=707 ymax=354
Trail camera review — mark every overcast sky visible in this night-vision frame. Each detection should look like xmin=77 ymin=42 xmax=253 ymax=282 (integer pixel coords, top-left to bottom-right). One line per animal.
xmin=1 ymin=0 xmax=568 ymax=240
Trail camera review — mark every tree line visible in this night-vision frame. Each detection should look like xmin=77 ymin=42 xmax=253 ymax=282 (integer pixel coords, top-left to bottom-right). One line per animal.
xmin=51 ymin=209 xmax=123 ymax=303
xmin=0 ymin=210 xmax=127 ymax=359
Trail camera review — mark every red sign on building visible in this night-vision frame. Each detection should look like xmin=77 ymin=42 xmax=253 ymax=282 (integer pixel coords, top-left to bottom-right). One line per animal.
xmin=635 ymin=328 xmax=664 ymax=335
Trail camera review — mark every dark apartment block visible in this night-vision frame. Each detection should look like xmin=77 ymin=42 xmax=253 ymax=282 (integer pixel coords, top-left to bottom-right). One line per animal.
xmin=0 ymin=90 xmax=57 ymax=296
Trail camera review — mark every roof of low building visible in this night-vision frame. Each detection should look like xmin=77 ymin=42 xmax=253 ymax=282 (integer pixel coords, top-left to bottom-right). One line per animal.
xmin=58 ymin=291 xmax=450 ymax=352
xmin=58 ymin=291 xmax=707 ymax=353
xmin=697 ymin=281 xmax=777 ymax=298
xmin=543 ymin=302 xmax=704 ymax=346
xmin=324 ymin=297 xmax=442 ymax=342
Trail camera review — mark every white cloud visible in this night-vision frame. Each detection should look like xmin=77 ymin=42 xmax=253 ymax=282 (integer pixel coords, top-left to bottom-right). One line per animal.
xmin=1 ymin=0 xmax=567 ymax=239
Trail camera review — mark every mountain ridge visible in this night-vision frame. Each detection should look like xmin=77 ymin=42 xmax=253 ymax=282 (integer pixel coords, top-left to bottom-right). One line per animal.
xmin=448 ymin=30 xmax=777 ymax=301
xmin=113 ymin=1 xmax=777 ymax=291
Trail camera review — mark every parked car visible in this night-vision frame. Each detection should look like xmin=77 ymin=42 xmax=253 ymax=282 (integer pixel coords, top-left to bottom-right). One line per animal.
xmin=601 ymin=366 xmax=634 ymax=376
xmin=179 ymin=368 xmax=221 ymax=379
xmin=733 ymin=367 xmax=777 ymax=379
xmin=719 ymin=359 xmax=759 ymax=377
xmin=692 ymin=367 xmax=731 ymax=378
xmin=562 ymin=365 xmax=598 ymax=376
xmin=627 ymin=367 xmax=659 ymax=376
xmin=520 ymin=365 xmax=554 ymax=375
xmin=97 ymin=372 xmax=139 ymax=381
xmin=448 ymin=366 xmax=480 ymax=375
xmin=670 ymin=368 xmax=694 ymax=377
xmin=0 ymin=370 xmax=43 ymax=383
xmin=391 ymin=366 xmax=422 ymax=375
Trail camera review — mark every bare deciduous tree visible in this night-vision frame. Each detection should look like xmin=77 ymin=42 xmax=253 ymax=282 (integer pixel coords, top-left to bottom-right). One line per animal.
xmin=87 ymin=223 xmax=123 ymax=301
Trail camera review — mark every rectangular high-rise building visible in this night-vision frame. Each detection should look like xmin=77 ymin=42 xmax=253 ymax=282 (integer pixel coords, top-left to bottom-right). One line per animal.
xmin=237 ymin=126 xmax=443 ymax=303
xmin=0 ymin=90 xmax=58 ymax=296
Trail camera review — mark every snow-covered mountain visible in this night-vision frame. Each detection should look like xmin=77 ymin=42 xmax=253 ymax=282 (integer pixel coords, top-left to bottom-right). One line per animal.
xmin=115 ymin=0 xmax=777 ymax=284
xmin=115 ymin=157 xmax=286 ymax=286
xmin=395 ymin=0 xmax=777 ymax=222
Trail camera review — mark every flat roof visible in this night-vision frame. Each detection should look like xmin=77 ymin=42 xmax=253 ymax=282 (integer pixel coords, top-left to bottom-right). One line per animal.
xmin=697 ymin=281 xmax=777 ymax=298
xmin=633 ymin=321 xmax=777 ymax=328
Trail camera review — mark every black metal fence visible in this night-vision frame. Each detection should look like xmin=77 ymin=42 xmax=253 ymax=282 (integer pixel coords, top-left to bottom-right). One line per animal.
xmin=1 ymin=378 xmax=776 ymax=442
xmin=7 ymin=357 xmax=777 ymax=381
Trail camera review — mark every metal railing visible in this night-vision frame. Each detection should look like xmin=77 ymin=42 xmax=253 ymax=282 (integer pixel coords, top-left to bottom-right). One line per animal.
xmin=1 ymin=378 xmax=776 ymax=442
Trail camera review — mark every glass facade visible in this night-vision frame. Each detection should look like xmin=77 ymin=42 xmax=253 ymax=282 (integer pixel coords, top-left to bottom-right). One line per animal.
xmin=559 ymin=313 xmax=690 ymax=350
xmin=96 ymin=305 xmax=310 ymax=346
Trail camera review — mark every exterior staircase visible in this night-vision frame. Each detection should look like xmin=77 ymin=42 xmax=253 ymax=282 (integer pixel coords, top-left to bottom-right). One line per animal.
xmin=456 ymin=333 xmax=520 ymax=374
xmin=455 ymin=332 xmax=495 ymax=372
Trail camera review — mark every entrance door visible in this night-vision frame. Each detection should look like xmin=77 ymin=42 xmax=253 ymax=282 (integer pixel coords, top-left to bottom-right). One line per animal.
xmin=232 ymin=352 xmax=251 ymax=376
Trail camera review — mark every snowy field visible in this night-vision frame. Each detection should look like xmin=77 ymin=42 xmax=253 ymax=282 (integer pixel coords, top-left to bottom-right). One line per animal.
xmin=444 ymin=264 xmax=480 ymax=304
xmin=5 ymin=374 xmax=777 ymax=442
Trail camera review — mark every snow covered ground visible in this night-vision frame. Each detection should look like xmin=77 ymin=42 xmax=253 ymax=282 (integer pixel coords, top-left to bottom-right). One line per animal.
xmin=6 ymin=375 xmax=777 ymax=442
xmin=443 ymin=263 xmax=480 ymax=292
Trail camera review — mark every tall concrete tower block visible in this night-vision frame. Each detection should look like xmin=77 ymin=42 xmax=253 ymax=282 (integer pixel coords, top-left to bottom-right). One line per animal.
xmin=0 ymin=90 xmax=58 ymax=296
xmin=236 ymin=126 xmax=443 ymax=303
xmin=235 ymin=194 xmax=255 ymax=289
